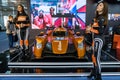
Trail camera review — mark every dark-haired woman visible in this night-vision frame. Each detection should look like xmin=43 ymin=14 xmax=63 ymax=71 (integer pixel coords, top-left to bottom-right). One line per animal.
xmin=14 ymin=4 xmax=30 ymax=60
xmin=86 ymin=1 xmax=108 ymax=80
xmin=14 ymin=4 xmax=30 ymax=50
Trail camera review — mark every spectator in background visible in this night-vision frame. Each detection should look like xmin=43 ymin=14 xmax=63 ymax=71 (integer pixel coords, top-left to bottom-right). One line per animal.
xmin=6 ymin=15 xmax=16 ymax=52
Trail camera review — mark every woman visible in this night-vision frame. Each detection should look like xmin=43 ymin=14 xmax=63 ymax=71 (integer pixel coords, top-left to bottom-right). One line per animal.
xmin=14 ymin=4 xmax=30 ymax=51
xmin=86 ymin=1 xmax=108 ymax=80
xmin=6 ymin=15 xmax=16 ymax=52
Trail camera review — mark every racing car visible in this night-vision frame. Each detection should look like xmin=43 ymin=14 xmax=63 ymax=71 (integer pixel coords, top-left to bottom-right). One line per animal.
xmin=33 ymin=26 xmax=85 ymax=59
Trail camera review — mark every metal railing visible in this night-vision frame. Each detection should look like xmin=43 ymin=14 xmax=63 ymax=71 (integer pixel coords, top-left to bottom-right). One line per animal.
xmin=8 ymin=62 xmax=120 ymax=68
xmin=0 ymin=72 xmax=120 ymax=77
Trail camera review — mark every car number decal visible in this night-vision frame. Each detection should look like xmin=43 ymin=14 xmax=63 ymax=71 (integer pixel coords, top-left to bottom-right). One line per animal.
xmin=58 ymin=41 xmax=62 ymax=51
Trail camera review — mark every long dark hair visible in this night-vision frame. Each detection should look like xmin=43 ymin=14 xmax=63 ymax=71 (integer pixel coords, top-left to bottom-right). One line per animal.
xmin=14 ymin=4 xmax=27 ymax=22
xmin=95 ymin=1 xmax=108 ymax=25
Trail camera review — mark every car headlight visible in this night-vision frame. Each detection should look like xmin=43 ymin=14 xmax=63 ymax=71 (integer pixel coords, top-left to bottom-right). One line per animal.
xmin=36 ymin=43 xmax=42 ymax=49
xmin=78 ymin=42 xmax=83 ymax=49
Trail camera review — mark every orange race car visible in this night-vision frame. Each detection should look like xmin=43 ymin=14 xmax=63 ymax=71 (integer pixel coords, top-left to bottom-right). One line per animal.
xmin=33 ymin=27 xmax=86 ymax=59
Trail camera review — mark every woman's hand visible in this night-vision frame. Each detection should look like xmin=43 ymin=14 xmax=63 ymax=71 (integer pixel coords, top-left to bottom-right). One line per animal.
xmin=20 ymin=23 xmax=30 ymax=28
xmin=86 ymin=25 xmax=91 ymax=33
xmin=16 ymin=24 xmax=21 ymax=28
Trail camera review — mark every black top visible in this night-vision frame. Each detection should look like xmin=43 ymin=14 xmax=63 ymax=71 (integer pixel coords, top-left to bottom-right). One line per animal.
xmin=93 ymin=16 xmax=106 ymax=36
xmin=97 ymin=16 xmax=106 ymax=35
xmin=15 ymin=13 xmax=30 ymax=29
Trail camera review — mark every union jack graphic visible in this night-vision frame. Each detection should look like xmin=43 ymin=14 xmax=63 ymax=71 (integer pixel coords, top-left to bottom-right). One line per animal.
xmin=54 ymin=0 xmax=86 ymax=29
xmin=31 ymin=0 xmax=86 ymax=29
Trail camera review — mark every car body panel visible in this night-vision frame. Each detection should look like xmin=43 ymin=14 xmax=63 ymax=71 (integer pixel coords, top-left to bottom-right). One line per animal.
xmin=74 ymin=37 xmax=85 ymax=59
xmin=33 ymin=35 xmax=47 ymax=59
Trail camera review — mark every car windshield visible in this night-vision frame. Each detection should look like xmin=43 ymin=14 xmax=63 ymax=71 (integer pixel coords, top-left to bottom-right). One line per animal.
xmin=53 ymin=31 xmax=67 ymax=37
